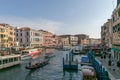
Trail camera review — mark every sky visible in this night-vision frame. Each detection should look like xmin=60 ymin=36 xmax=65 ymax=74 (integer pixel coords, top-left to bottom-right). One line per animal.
xmin=0 ymin=0 xmax=117 ymax=38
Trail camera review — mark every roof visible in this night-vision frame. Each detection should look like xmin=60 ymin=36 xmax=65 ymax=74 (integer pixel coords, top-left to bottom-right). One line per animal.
xmin=81 ymin=55 xmax=89 ymax=63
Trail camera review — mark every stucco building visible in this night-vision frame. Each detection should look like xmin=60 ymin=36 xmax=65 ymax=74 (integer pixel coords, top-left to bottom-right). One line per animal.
xmin=15 ymin=27 xmax=42 ymax=48
xmin=0 ymin=23 xmax=15 ymax=48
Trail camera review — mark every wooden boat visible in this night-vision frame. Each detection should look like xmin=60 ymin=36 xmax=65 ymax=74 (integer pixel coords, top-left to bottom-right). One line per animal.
xmin=25 ymin=59 xmax=49 ymax=70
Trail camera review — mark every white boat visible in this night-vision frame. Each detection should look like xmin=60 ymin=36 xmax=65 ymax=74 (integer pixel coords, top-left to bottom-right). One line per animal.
xmin=81 ymin=65 xmax=96 ymax=80
xmin=21 ymin=55 xmax=32 ymax=60
xmin=0 ymin=54 xmax=21 ymax=69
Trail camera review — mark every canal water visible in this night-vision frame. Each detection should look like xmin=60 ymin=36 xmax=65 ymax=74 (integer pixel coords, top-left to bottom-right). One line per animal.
xmin=0 ymin=50 xmax=82 ymax=80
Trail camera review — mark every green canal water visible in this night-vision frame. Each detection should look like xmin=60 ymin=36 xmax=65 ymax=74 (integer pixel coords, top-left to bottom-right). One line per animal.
xmin=0 ymin=50 xmax=82 ymax=80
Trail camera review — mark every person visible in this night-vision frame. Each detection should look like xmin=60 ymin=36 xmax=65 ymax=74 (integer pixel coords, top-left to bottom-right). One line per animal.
xmin=108 ymin=53 xmax=111 ymax=59
xmin=108 ymin=59 xmax=111 ymax=66
xmin=28 ymin=59 xmax=32 ymax=67
xmin=29 ymin=61 xmax=31 ymax=67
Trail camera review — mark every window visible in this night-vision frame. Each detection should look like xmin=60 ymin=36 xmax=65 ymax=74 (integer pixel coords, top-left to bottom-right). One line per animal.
xmin=27 ymin=38 xmax=29 ymax=42
xmin=14 ymin=57 xmax=18 ymax=61
xmin=20 ymin=39 xmax=22 ymax=42
xmin=0 ymin=60 xmax=2 ymax=65
xmin=16 ymin=33 xmax=18 ymax=36
xmin=21 ymin=33 xmax=22 ymax=36
xmin=26 ymin=32 xmax=29 ymax=36
xmin=0 ymin=29 xmax=5 ymax=32
xmin=113 ymin=16 xmax=115 ymax=22
xmin=3 ymin=59 xmax=8 ymax=64
xmin=9 ymin=58 xmax=13 ymax=62
xmin=10 ymin=32 xmax=13 ymax=35
xmin=118 ymin=9 xmax=120 ymax=17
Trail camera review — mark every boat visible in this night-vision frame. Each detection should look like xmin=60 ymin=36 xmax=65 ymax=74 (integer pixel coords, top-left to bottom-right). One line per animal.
xmin=80 ymin=55 xmax=92 ymax=66
xmin=25 ymin=59 xmax=49 ymax=70
xmin=21 ymin=55 xmax=32 ymax=60
xmin=0 ymin=54 xmax=21 ymax=69
xmin=81 ymin=65 xmax=96 ymax=80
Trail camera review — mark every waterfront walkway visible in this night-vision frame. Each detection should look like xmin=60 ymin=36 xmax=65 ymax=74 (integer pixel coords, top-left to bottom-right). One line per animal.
xmin=96 ymin=56 xmax=120 ymax=80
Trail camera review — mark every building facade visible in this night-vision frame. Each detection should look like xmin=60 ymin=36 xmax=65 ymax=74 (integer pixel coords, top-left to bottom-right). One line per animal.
xmin=59 ymin=35 xmax=70 ymax=46
xmin=0 ymin=24 xmax=15 ymax=48
xmin=52 ymin=35 xmax=62 ymax=47
xmin=101 ymin=19 xmax=112 ymax=49
xmin=39 ymin=30 xmax=53 ymax=47
xmin=111 ymin=1 xmax=120 ymax=60
xmin=89 ymin=38 xmax=101 ymax=46
xmin=75 ymin=34 xmax=89 ymax=45
xmin=15 ymin=27 xmax=42 ymax=48
xmin=69 ymin=35 xmax=78 ymax=46
xmin=80 ymin=39 xmax=89 ymax=46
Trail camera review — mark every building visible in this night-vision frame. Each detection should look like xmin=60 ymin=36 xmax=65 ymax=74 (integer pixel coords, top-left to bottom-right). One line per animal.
xmin=111 ymin=0 xmax=120 ymax=60
xmin=15 ymin=27 xmax=42 ymax=48
xmin=101 ymin=19 xmax=112 ymax=49
xmin=89 ymin=38 xmax=101 ymax=46
xmin=39 ymin=30 xmax=53 ymax=47
xmin=69 ymin=35 xmax=78 ymax=46
xmin=59 ymin=35 xmax=70 ymax=46
xmin=75 ymin=34 xmax=89 ymax=45
xmin=80 ymin=39 xmax=89 ymax=46
xmin=52 ymin=35 xmax=62 ymax=47
xmin=0 ymin=23 xmax=15 ymax=48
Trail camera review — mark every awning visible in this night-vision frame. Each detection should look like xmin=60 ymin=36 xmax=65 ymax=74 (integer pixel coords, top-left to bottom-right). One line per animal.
xmin=112 ymin=48 xmax=120 ymax=53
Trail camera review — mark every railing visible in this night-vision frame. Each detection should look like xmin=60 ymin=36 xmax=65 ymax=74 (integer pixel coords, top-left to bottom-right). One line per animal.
xmin=87 ymin=51 xmax=110 ymax=80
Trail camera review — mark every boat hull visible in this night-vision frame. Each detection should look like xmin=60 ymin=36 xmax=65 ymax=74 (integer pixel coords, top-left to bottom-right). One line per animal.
xmin=25 ymin=60 xmax=49 ymax=70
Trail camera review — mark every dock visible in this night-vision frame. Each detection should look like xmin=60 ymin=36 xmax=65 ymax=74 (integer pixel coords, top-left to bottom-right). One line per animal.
xmin=63 ymin=49 xmax=78 ymax=70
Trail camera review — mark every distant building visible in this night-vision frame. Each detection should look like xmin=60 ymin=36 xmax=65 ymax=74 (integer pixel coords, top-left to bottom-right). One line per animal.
xmin=89 ymin=38 xmax=101 ymax=46
xmin=0 ymin=23 xmax=15 ymax=47
xmin=15 ymin=27 xmax=42 ymax=48
xmin=101 ymin=19 xmax=112 ymax=49
xmin=59 ymin=35 xmax=71 ymax=46
xmin=75 ymin=34 xmax=89 ymax=45
xmin=80 ymin=39 xmax=89 ymax=46
xmin=69 ymin=35 xmax=78 ymax=46
xmin=39 ymin=30 xmax=53 ymax=47
xmin=52 ymin=35 xmax=62 ymax=47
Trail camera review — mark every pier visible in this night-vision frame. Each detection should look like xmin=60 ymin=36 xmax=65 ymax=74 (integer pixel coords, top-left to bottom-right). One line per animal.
xmin=63 ymin=49 xmax=78 ymax=70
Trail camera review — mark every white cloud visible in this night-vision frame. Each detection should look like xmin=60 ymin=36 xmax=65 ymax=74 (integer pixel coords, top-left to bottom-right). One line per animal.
xmin=0 ymin=15 xmax=63 ymax=34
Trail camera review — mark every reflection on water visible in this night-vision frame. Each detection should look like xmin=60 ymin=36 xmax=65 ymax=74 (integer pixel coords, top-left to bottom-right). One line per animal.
xmin=0 ymin=50 xmax=83 ymax=80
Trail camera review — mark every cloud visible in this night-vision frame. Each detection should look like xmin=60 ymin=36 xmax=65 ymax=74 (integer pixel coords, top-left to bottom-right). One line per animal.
xmin=0 ymin=15 xmax=63 ymax=34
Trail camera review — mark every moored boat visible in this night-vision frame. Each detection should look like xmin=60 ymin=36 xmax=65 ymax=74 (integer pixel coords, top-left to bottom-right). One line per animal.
xmin=81 ymin=65 xmax=96 ymax=80
xmin=0 ymin=54 xmax=21 ymax=69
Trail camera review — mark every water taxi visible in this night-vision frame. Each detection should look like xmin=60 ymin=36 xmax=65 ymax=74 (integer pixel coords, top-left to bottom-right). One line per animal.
xmin=0 ymin=54 xmax=21 ymax=69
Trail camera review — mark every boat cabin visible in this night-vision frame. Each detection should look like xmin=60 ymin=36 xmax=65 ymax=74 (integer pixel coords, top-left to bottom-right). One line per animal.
xmin=0 ymin=55 xmax=21 ymax=69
